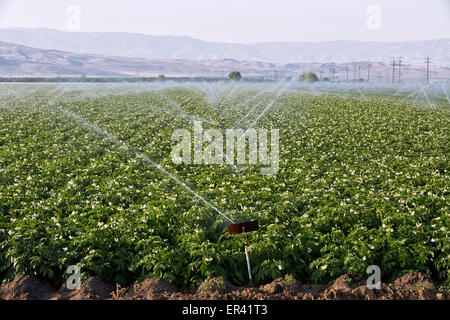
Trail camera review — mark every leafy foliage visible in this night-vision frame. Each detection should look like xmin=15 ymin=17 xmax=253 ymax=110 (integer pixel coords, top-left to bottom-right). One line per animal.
xmin=0 ymin=84 xmax=448 ymax=289
xmin=228 ymin=72 xmax=242 ymax=81
xmin=298 ymin=72 xmax=319 ymax=83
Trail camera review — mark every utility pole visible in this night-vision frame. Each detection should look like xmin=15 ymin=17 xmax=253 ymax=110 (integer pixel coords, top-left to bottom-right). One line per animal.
xmin=367 ymin=63 xmax=372 ymax=83
xmin=329 ymin=64 xmax=335 ymax=81
xmin=391 ymin=58 xmax=396 ymax=83
xmin=358 ymin=63 xmax=361 ymax=81
xmin=398 ymin=57 xmax=403 ymax=82
xmin=353 ymin=64 xmax=357 ymax=82
xmin=346 ymin=63 xmax=349 ymax=81
xmin=425 ymin=57 xmax=431 ymax=84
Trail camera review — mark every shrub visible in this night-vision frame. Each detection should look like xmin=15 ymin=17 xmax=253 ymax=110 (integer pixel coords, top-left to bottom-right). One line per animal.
xmin=298 ymin=72 xmax=319 ymax=83
xmin=228 ymin=71 xmax=242 ymax=81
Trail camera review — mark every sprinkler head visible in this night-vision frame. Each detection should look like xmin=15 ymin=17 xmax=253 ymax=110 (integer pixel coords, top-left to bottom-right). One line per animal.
xmin=227 ymin=220 xmax=259 ymax=235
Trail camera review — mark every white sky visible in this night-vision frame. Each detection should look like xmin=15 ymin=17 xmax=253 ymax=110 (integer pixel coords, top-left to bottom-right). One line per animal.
xmin=0 ymin=0 xmax=449 ymax=43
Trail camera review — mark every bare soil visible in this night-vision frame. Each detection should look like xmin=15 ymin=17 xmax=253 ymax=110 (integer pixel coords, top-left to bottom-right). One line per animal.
xmin=0 ymin=272 xmax=448 ymax=300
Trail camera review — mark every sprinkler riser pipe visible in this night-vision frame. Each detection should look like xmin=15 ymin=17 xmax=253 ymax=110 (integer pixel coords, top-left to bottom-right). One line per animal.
xmin=244 ymin=245 xmax=253 ymax=283
xmin=227 ymin=220 xmax=259 ymax=285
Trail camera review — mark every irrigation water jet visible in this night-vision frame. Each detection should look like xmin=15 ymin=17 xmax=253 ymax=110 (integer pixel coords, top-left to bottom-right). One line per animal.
xmin=53 ymin=103 xmax=266 ymax=284
xmin=53 ymin=103 xmax=235 ymax=224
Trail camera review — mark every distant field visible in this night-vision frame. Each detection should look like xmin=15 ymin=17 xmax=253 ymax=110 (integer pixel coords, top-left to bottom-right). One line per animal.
xmin=0 ymin=83 xmax=448 ymax=289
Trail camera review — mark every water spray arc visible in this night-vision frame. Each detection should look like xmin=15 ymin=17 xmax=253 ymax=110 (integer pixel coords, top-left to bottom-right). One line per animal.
xmin=54 ymin=103 xmax=261 ymax=283
xmin=54 ymin=104 xmax=235 ymax=224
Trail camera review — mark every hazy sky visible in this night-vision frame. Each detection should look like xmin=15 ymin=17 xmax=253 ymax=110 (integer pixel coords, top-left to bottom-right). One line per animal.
xmin=0 ymin=0 xmax=449 ymax=43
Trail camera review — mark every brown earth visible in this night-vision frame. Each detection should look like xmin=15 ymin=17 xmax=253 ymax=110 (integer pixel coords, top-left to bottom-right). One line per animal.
xmin=0 ymin=275 xmax=57 ymax=300
xmin=0 ymin=272 xmax=448 ymax=300
xmin=52 ymin=276 xmax=115 ymax=300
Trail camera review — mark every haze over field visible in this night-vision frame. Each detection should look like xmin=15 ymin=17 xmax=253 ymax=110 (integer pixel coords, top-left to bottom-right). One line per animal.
xmin=0 ymin=0 xmax=448 ymax=79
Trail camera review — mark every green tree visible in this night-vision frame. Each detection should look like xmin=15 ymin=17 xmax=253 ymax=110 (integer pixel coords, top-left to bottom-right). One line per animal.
xmin=228 ymin=71 xmax=242 ymax=81
xmin=298 ymin=72 xmax=319 ymax=83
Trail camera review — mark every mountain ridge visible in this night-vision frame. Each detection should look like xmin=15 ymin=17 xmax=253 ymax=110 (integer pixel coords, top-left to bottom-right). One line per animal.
xmin=1 ymin=40 xmax=448 ymax=80
xmin=0 ymin=28 xmax=448 ymax=66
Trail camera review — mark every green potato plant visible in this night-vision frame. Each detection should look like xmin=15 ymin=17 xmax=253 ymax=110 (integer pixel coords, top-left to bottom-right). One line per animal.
xmin=0 ymin=84 xmax=448 ymax=289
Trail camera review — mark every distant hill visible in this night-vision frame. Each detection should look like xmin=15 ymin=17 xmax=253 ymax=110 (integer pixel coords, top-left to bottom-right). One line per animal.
xmin=1 ymin=41 xmax=449 ymax=80
xmin=0 ymin=28 xmax=449 ymax=66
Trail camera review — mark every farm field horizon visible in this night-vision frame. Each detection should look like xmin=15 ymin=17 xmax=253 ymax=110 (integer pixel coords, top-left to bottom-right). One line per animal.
xmin=0 ymin=82 xmax=448 ymax=294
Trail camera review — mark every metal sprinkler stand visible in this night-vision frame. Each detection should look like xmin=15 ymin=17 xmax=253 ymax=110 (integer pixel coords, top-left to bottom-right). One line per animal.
xmin=227 ymin=220 xmax=259 ymax=284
